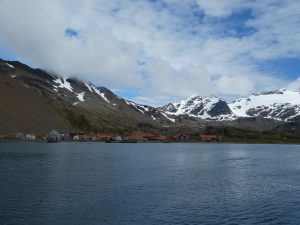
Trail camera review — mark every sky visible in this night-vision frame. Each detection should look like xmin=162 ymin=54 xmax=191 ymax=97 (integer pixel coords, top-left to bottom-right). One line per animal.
xmin=1 ymin=0 xmax=300 ymax=106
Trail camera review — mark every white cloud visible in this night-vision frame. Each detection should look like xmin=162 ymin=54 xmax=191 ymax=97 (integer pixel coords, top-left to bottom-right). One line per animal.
xmin=145 ymin=56 xmax=213 ymax=97
xmin=287 ymin=77 xmax=300 ymax=92
xmin=0 ymin=0 xmax=300 ymax=106
xmin=0 ymin=0 xmax=144 ymax=88
xmin=215 ymin=76 xmax=254 ymax=96
xmin=196 ymin=0 xmax=250 ymax=17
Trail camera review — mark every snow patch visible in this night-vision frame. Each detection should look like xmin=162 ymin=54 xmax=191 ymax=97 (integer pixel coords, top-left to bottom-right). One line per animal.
xmin=6 ymin=63 xmax=14 ymax=68
xmin=53 ymin=78 xmax=73 ymax=92
xmin=76 ymin=92 xmax=85 ymax=102
xmin=85 ymin=83 xmax=94 ymax=93
xmin=11 ymin=75 xmax=16 ymax=78
xmin=73 ymin=102 xmax=80 ymax=106
xmin=92 ymin=86 xmax=110 ymax=103
xmin=135 ymin=104 xmax=150 ymax=112
xmin=161 ymin=112 xmax=175 ymax=123
xmin=125 ymin=100 xmax=146 ymax=113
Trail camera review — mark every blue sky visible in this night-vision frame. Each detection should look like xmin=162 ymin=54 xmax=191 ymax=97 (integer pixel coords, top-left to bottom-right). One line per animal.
xmin=1 ymin=0 xmax=300 ymax=105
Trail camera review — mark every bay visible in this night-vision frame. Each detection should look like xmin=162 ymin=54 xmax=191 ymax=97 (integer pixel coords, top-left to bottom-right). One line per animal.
xmin=0 ymin=143 xmax=300 ymax=225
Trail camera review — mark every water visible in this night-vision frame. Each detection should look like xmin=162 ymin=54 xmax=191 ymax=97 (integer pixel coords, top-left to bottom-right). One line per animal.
xmin=0 ymin=143 xmax=300 ymax=225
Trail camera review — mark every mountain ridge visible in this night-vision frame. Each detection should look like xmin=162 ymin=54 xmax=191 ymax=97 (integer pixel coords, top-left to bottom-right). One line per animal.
xmin=0 ymin=59 xmax=174 ymax=134
xmin=159 ymin=89 xmax=300 ymax=122
xmin=1 ymin=58 xmax=300 ymax=136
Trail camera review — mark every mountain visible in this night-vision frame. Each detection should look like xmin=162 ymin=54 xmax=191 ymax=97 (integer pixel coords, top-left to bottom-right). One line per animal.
xmin=159 ymin=90 xmax=300 ymax=122
xmin=0 ymin=59 xmax=174 ymax=134
xmin=1 ymin=58 xmax=300 ymax=138
xmin=158 ymin=96 xmax=234 ymax=121
xmin=228 ymin=89 xmax=300 ymax=121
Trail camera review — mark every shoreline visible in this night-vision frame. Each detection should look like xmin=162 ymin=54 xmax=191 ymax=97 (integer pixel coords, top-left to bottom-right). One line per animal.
xmin=0 ymin=140 xmax=300 ymax=145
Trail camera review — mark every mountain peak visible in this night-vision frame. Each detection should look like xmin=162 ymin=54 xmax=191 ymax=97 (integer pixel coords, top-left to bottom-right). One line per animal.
xmin=159 ymin=95 xmax=233 ymax=120
xmin=229 ymin=89 xmax=300 ymax=120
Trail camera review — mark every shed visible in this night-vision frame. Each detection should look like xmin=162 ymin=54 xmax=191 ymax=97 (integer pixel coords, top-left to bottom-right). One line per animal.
xmin=46 ymin=130 xmax=61 ymax=142
xmin=25 ymin=134 xmax=36 ymax=141
xmin=16 ymin=132 xmax=24 ymax=140
xmin=73 ymin=135 xmax=80 ymax=141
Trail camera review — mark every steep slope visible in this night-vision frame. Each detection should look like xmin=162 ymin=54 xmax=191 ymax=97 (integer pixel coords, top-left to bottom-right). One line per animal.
xmin=0 ymin=66 xmax=73 ymax=134
xmin=228 ymin=89 xmax=300 ymax=121
xmin=158 ymin=96 xmax=234 ymax=120
xmin=0 ymin=59 xmax=174 ymax=134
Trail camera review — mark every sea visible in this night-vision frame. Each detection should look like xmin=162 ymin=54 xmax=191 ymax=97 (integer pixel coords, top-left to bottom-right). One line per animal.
xmin=0 ymin=142 xmax=300 ymax=225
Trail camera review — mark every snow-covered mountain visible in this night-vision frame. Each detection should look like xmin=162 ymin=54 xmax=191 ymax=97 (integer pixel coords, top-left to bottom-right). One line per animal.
xmin=159 ymin=89 xmax=300 ymax=122
xmin=229 ymin=89 xmax=300 ymax=121
xmin=158 ymin=96 xmax=234 ymax=121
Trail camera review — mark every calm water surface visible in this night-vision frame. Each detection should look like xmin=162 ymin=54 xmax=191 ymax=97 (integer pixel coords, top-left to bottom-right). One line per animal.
xmin=0 ymin=143 xmax=300 ymax=225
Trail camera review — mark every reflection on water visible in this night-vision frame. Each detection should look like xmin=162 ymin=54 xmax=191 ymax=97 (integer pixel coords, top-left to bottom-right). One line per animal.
xmin=0 ymin=142 xmax=300 ymax=225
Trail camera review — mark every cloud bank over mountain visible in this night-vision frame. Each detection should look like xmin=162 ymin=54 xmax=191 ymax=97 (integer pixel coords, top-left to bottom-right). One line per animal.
xmin=0 ymin=0 xmax=300 ymax=105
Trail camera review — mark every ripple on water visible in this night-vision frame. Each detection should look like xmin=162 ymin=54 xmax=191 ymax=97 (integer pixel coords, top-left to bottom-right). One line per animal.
xmin=0 ymin=143 xmax=300 ymax=225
